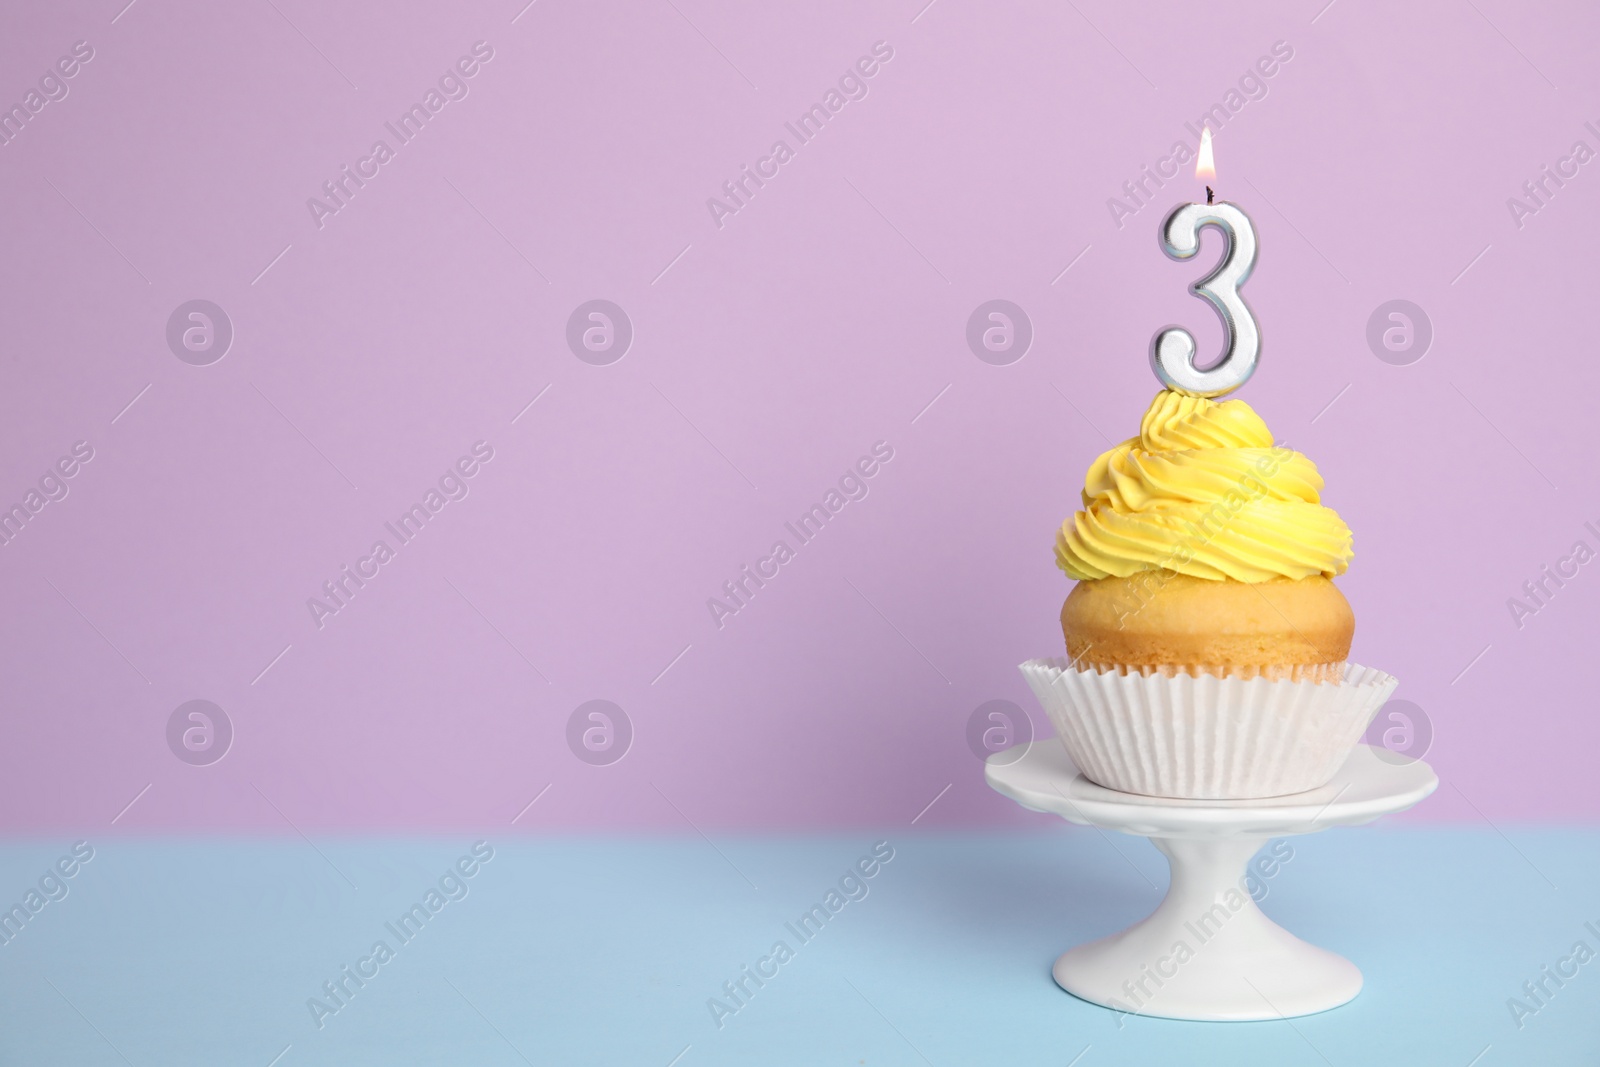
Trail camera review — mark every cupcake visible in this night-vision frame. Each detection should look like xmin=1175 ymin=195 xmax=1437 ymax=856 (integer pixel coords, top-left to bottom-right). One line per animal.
xmin=1058 ymin=389 xmax=1352 ymax=681
xmin=1022 ymin=389 xmax=1396 ymax=799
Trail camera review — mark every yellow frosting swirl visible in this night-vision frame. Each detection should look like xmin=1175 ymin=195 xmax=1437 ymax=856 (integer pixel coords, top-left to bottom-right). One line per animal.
xmin=1055 ymin=391 xmax=1353 ymax=582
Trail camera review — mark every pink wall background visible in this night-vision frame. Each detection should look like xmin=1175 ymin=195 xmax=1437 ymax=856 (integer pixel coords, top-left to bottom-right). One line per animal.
xmin=1 ymin=0 xmax=1595 ymax=831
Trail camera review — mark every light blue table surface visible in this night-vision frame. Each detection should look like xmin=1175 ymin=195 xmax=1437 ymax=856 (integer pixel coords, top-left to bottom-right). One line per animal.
xmin=0 ymin=827 xmax=1594 ymax=1065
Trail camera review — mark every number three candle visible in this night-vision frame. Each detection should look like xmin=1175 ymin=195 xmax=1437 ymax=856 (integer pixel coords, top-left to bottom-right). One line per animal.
xmin=1150 ymin=127 xmax=1260 ymax=399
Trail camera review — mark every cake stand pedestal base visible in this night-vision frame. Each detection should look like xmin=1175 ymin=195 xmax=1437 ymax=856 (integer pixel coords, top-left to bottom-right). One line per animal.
xmin=986 ymin=741 xmax=1437 ymax=1022
xmin=1051 ymin=835 xmax=1361 ymax=1020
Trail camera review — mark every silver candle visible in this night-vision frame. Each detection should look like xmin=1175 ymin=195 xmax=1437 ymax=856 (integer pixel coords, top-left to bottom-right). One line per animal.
xmin=1149 ymin=131 xmax=1260 ymax=398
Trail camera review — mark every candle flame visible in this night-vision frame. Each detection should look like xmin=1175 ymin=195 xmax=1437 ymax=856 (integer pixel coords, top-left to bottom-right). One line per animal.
xmin=1195 ymin=126 xmax=1216 ymax=182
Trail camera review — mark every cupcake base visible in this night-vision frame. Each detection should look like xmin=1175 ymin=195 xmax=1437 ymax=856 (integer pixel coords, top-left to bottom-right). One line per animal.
xmin=1061 ymin=573 xmax=1356 ymax=679
xmin=1020 ymin=657 xmax=1398 ymax=799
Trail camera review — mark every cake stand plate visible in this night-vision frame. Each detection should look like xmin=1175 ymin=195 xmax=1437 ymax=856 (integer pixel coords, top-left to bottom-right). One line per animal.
xmin=986 ymin=741 xmax=1437 ymax=1021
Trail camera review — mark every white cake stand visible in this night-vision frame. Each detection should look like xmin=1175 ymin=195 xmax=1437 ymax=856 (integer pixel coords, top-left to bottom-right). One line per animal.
xmin=986 ymin=740 xmax=1437 ymax=1021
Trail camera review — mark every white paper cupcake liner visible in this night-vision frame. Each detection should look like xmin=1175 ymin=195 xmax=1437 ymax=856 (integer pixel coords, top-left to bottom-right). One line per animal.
xmin=1019 ymin=657 xmax=1399 ymax=800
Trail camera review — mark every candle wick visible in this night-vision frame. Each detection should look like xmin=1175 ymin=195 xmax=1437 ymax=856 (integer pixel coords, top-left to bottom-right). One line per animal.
xmin=1206 ymin=186 xmax=1214 ymax=205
